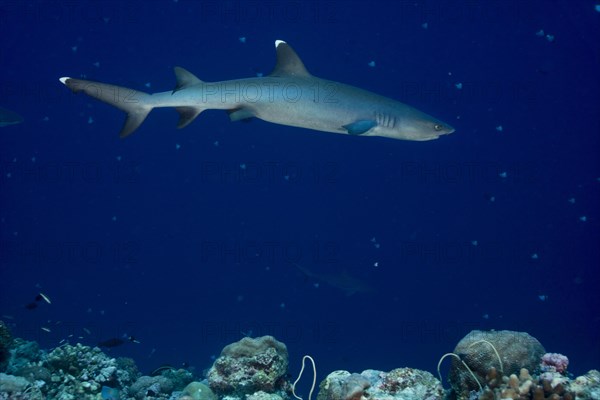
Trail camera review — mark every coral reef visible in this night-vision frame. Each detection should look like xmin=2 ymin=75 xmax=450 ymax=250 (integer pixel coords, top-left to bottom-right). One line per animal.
xmin=317 ymin=368 xmax=444 ymax=400
xmin=446 ymin=330 xmax=545 ymax=396
xmin=0 ymin=340 xmax=140 ymax=399
xmin=0 ymin=325 xmax=598 ymax=400
xmin=462 ymin=366 xmax=582 ymax=400
xmin=207 ymin=335 xmax=289 ymax=398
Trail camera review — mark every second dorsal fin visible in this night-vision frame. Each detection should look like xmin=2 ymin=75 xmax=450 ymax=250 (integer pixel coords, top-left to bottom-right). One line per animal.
xmin=172 ymin=66 xmax=203 ymax=93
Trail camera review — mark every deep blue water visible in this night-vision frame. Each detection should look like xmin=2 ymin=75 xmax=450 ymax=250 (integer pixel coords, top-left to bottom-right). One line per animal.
xmin=1 ymin=0 xmax=599 ymax=383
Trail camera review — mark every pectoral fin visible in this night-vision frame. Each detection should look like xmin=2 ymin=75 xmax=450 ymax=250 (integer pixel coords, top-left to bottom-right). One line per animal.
xmin=228 ymin=108 xmax=255 ymax=122
xmin=343 ymin=119 xmax=377 ymax=135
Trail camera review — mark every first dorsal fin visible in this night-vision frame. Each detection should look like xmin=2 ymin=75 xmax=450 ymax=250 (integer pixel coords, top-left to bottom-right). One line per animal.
xmin=172 ymin=66 xmax=203 ymax=93
xmin=269 ymin=40 xmax=311 ymax=77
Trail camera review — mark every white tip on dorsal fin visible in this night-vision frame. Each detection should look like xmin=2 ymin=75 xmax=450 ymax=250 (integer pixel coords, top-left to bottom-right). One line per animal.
xmin=59 ymin=77 xmax=70 ymax=85
xmin=269 ymin=40 xmax=310 ymax=77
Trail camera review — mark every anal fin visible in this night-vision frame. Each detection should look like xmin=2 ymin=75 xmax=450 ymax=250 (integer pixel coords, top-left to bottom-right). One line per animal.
xmin=175 ymin=107 xmax=203 ymax=129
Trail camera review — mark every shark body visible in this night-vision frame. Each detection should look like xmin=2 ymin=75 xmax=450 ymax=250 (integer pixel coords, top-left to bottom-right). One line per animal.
xmin=60 ymin=40 xmax=454 ymax=141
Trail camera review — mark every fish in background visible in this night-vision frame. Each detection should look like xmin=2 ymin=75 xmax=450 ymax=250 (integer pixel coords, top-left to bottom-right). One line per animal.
xmin=0 ymin=106 xmax=23 ymax=127
xmin=97 ymin=334 xmax=140 ymax=348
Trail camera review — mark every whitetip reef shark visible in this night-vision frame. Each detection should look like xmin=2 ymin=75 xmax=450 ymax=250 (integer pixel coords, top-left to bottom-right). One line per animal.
xmin=59 ymin=40 xmax=454 ymax=141
xmin=293 ymin=263 xmax=373 ymax=296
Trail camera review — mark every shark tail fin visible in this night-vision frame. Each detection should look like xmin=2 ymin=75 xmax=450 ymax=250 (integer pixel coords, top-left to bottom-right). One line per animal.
xmin=59 ymin=77 xmax=153 ymax=138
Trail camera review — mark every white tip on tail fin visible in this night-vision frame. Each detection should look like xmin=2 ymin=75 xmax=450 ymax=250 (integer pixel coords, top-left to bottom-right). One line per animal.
xmin=275 ymin=40 xmax=286 ymax=47
xmin=59 ymin=76 xmax=153 ymax=138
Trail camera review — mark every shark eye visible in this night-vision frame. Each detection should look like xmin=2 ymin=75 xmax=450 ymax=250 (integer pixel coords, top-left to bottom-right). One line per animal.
xmin=434 ymin=124 xmax=443 ymax=131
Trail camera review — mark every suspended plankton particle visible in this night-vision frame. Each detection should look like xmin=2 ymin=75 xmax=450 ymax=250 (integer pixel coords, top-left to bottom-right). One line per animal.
xmin=535 ymin=29 xmax=545 ymax=37
xmin=213 ymin=141 xmax=219 ymax=147
xmin=531 ymin=253 xmax=539 ymax=260
xmin=499 ymin=171 xmax=507 ymax=178
xmin=88 ymin=116 xmax=94 ymax=124
xmin=256 ymin=72 xmax=263 ymax=77
xmin=239 ymin=37 xmax=247 ymax=43
xmin=495 ymin=125 xmax=503 ymax=132
xmin=39 ymin=292 xmax=51 ymax=304
xmin=596 ymin=4 xmax=600 ymax=12
xmin=568 ymin=197 xmax=575 ymax=204
xmin=545 ymin=34 xmax=555 ymax=42
xmin=111 ymin=216 xmax=117 ymax=222
xmin=373 ymin=261 xmax=379 ymax=267
xmin=579 ymin=216 xmax=587 ymax=222
xmin=93 ymin=62 xmax=100 ymax=68
xmin=482 ymin=313 xmax=489 ymax=320
xmin=471 ymin=240 xmax=478 ymax=246
xmin=71 ymin=46 xmax=78 ymax=52
xmin=367 ymin=61 xmax=376 ymax=68
xmin=175 ymin=143 xmax=181 ymax=150
xmin=455 ymin=83 xmax=463 ymax=90
xmin=538 ymin=295 xmax=548 ymax=301
xmin=421 ymin=22 xmax=428 ymax=29
xmin=240 ymin=163 xmax=246 ymax=170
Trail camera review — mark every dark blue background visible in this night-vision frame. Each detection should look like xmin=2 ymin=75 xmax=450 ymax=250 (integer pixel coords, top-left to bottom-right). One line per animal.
xmin=1 ymin=0 xmax=598 ymax=384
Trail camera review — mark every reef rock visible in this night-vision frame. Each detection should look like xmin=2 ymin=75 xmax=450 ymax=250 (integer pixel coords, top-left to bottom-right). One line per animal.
xmin=0 ymin=372 xmax=29 ymax=396
xmin=569 ymin=369 xmax=600 ymax=400
xmin=207 ymin=335 xmax=289 ymax=398
xmin=0 ymin=321 xmax=12 ymax=372
xmin=317 ymin=368 xmax=444 ymax=400
xmin=447 ymin=330 xmax=545 ymax=396
xmin=128 ymin=375 xmax=175 ymax=399
xmin=182 ymin=381 xmax=218 ymax=400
